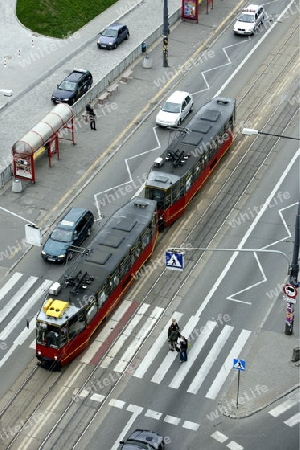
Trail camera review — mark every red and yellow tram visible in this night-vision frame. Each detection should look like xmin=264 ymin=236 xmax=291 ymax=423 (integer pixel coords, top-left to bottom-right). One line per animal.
xmin=36 ymin=197 xmax=158 ymax=369
xmin=145 ymin=97 xmax=236 ymax=228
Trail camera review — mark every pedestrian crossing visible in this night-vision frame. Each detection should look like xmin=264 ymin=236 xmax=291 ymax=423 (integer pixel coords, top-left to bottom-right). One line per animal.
xmin=268 ymin=390 xmax=300 ymax=428
xmin=0 ymin=271 xmax=252 ymax=402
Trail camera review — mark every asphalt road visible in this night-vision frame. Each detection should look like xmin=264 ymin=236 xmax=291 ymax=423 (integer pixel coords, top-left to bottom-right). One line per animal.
xmin=0 ymin=1 xmax=299 ymax=449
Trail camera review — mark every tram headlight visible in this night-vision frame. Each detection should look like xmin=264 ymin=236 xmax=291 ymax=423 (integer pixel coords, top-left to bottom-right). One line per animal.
xmin=37 ymin=351 xmax=41 ymax=355
xmin=54 ymin=356 xmax=58 ymax=360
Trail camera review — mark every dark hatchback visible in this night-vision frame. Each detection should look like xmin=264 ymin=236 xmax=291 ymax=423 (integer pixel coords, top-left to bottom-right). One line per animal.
xmin=119 ymin=429 xmax=165 ymax=449
xmin=41 ymin=208 xmax=94 ymax=263
xmin=51 ymin=69 xmax=93 ymax=105
xmin=97 ymin=23 xmax=129 ymax=49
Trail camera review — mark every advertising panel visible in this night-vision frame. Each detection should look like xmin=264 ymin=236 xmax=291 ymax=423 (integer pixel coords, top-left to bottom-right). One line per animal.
xmin=182 ymin=0 xmax=199 ymax=21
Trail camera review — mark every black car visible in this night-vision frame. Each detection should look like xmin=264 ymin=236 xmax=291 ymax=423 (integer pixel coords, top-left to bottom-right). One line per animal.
xmin=51 ymin=69 xmax=93 ymax=105
xmin=97 ymin=23 xmax=129 ymax=49
xmin=41 ymin=208 xmax=94 ymax=263
xmin=119 ymin=429 xmax=165 ymax=449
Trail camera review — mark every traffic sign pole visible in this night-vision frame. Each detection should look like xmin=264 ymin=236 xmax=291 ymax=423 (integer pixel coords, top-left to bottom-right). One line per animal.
xmin=236 ymin=370 xmax=240 ymax=409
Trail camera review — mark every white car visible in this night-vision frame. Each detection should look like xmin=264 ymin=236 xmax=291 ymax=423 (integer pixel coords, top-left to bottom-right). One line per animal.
xmin=156 ymin=90 xmax=193 ymax=127
xmin=233 ymin=4 xmax=264 ymax=36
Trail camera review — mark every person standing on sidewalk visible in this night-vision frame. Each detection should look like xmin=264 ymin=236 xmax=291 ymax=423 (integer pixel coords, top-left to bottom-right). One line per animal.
xmin=86 ymin=103 xmax=97 ymax=130
xmin=168 ymin=318 xmax=180 ymax=351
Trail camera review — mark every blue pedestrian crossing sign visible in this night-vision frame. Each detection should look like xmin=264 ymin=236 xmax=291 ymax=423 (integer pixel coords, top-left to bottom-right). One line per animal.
xmin=165 ymin=251 xmax=184 ymax=271
xmin=233 ymin=359 xmax=246 ymax=371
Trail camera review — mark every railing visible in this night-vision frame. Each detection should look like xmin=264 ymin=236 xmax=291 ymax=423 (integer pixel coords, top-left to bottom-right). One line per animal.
xmin=0 ymin=8 xmax=181 ymax=187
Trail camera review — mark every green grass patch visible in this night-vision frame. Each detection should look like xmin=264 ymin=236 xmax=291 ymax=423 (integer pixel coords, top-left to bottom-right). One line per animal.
xmin=16 ymin=0 xmax=118 ymax=38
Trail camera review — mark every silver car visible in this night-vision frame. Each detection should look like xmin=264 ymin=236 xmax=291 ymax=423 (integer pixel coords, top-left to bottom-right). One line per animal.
xmin=234 ymin=4 xmax=265 ymax=36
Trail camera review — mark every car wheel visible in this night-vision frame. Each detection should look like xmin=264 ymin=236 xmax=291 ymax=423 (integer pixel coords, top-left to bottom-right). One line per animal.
xmin=67 ymin=251 xmax=73 ymax=261
xmin=114 ymin=43 xmax=117 ymax=49
xmin=125 ymin=33 xmax=129 ymax=40
xmin=87 ymin=227 xmax=91 ymax=237
xmin=177 ymin=118 xmax=182 ymax=126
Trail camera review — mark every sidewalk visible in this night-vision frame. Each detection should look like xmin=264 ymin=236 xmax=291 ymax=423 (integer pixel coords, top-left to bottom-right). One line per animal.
xmin=0 ymin=0 xmax=298 ymax=419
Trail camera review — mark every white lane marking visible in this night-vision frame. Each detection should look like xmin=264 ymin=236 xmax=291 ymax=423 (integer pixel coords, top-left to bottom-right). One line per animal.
xmin=134 ymin=312 xmax=183 ymax=379
xmin=164 ymin=415 xmax=181 ymax=425
xmin=109 ymin=399 xmax=126 ymax=409
xmin=168 ymin=321 xmax=217 ymax=389
xmin=111 ymin=404 xmax=143 ymax=450
xmin=0 ymin=317 xmax=35 ymax=369
xmin=0 ymin=279 xmax=52 ymax=340
xmin=100 ymin=303 xmax=150 ymax=369
xmin=191 ymin=149 xmax=300 ymax=326
xmin=269 ymin=392 xmax=300 ymax=417
xmin=0 ymin=276 xmax=37 ymax=325
xmin=215 ymin=0 xmax=296 ymax=97
xmin=227 ymin=253 xmax=267 ymax=305
xmin=284 ymin=412 xmax=300 ymax=427
xmin=205 ymin=329 xmax=251 ymax=400
xmin=114 ymin=306 xmax=164 ymax=372
xmin=187 ymin=325 xmax=234 ymax=395
xmin=182 ymin=421 xmax=200 ymax=431
xmin=145 ymin=409 xmax=163 ymax=420
xmin=227 ymin=441 xmax=243 ymax=450
xmin=90 ymin=393 xmax=105 ymax=402
xmin=211 ymin=431 xmax=228 ymax=443
xmin=0 ymin=272 xmax=23 ymax=302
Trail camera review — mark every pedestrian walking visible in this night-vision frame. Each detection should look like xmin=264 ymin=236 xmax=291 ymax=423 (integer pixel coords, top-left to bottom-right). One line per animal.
xmin=179 ymin=335 xmax=188 ymax=363
xmin=168 ymin=318 xmax=180 ymax=351
xmin=86 ymin=103 xmax=96 ymax=130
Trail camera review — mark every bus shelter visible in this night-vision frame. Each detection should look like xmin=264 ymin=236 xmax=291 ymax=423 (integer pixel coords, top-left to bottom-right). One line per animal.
xmin=12 ymin=104 xmax=75 ymax=183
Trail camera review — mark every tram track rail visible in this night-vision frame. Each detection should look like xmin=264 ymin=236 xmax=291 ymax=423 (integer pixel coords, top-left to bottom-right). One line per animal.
xmin=0 ymin=18 xmax=298 ymax=450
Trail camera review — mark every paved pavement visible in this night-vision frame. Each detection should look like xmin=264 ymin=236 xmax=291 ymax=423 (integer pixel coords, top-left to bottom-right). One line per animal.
xmin=0 ymin=0 xmax=299 ymax=422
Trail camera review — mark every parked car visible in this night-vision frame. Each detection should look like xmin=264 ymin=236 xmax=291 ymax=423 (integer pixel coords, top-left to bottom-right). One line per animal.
xmin=41 ymin=208 xmax=94 ymax=263
xmin=119 ymin=429 xmax=165 ymax=449
xmin=97 ymin=23 xmax=129 ymax=49
xmin=51 ymin=69 xmax=93 ymax=105
xmin=233 ymin=4 xmax=264 ymax=35
xmin=156 ymin=90 xmax=193 ymax=127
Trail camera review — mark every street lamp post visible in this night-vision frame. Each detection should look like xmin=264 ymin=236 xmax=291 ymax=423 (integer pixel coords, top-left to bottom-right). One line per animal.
xmin=242 ymin=127 xmax=300 ymax=141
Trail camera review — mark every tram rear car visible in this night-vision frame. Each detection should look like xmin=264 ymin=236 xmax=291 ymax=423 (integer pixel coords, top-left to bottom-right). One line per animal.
xmin=36 ymin=197 xmax=158 ymax=369
xmin=145 ymin=97 xmax=236 ymax=228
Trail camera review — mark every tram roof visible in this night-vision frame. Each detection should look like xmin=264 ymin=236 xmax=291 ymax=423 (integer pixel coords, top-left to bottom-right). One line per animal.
xmin=37 ymin=197 xmax=157 ymax=325
xmin=146 ymin=97 xmax=235 ymax=190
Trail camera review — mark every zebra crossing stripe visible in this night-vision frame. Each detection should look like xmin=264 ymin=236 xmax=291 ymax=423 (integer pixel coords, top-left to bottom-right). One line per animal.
xmin=114 ymin=306 xmax=164 ymax=373
xmin=0 ymin=279 xmax=53 ymax=340
xmin=284 ymin=412 xmax=300 ymax=427
xmin=134 ymin=312 xmax=183 ymax=379
xmin=168 ymin=320 xmax=217 ymax=389
xmin=100 ymin=303 xmax=150 ymax=369
xmin=205 ymin=329 xmax=251 ymax=400
xmin=187 ymin=325 xmax=234 ymax=395
xmin=0 ymin=317 xmax=35 ymax=369
xmin=0 ymin=276 xmax=37 ymax=325
xmin=0 ymin=272 xmax=23 ymax=302
xmin=269 ymin=392 xmax=300 ymax=417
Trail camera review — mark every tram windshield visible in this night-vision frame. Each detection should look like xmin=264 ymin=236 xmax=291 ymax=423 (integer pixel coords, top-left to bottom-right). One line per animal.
xmin=145 ymin=187 xmax=165 ymax=209
xmin=36 ymin=321 xmax=67 ymax=349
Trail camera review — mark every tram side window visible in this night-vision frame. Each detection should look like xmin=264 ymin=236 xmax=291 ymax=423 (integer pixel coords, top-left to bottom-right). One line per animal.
xmin=141 ymin=226 xmax=152 ymax=249
xmin=98 ymin=288 xmax=108 ymax=306
xmin=131 ymin=240 xmax=141 ymax=265
xmin=86 ymin=299 xmax=97 ymax=324
xmin=120 ymin=254 xmax=131 ymax=279
xmin=171 ymin=182 xmax=180 ymax=204
xmin=68 ymin=313 xmax=85 ymax=339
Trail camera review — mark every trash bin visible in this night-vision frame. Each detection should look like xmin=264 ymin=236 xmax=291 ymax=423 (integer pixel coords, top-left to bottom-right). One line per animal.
xmin=291 ymin=346 xmax=300 ymax=362
xmin=12 ymin=179 xmax=23 ymax=193
xmin=143 ymin=55 xmax=152 ymax=69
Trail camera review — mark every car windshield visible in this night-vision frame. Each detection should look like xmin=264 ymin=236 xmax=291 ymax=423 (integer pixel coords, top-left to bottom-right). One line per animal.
xmin=238 ymin=13 xmax=255 ymax=23
xmin=58 ymin=80 xmax=76 ymax=91
xmin=51 ymin=228 xmax=73 ymax=242
xmin=162 ymin=101 xmax=181 ymax=113
xmin=103 ymin=28 xmax=118 ymax=37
